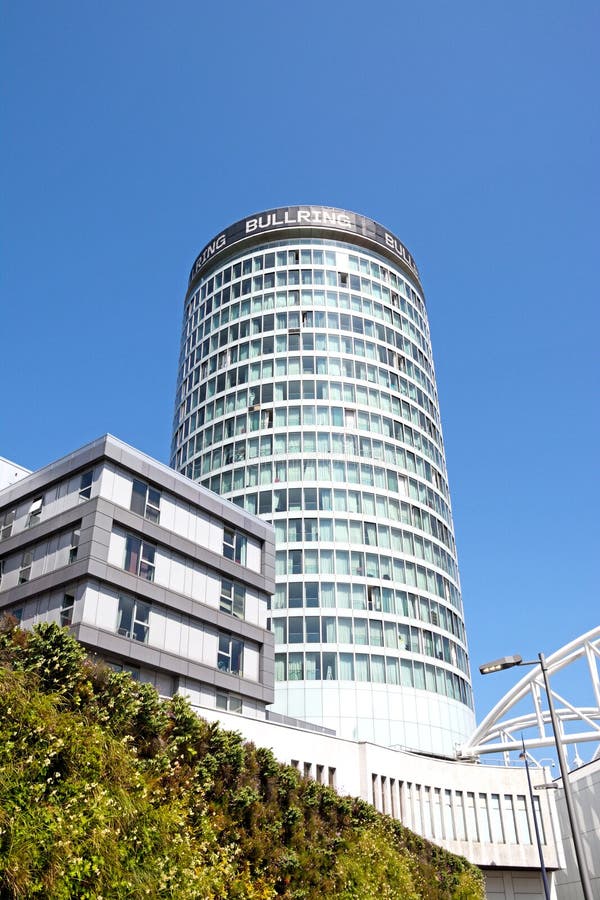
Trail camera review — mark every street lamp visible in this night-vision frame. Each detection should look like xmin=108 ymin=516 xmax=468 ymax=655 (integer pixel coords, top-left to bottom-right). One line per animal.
xmin=479 ymin=654 xmax=524 ymax=674
xmin=519 ymin=740 xmax=550 ymax=900
xmin=479 ymin=652 xmax=593 ymax=900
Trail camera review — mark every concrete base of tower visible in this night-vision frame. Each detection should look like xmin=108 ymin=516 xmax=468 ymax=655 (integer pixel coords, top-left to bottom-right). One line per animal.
xmin=272 ymin=681 xmax=476 ymax=757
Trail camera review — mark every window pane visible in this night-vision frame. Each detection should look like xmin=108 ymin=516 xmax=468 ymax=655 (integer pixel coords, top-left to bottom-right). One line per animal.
xmin=131 ymin=480 xmax=146 ymax=515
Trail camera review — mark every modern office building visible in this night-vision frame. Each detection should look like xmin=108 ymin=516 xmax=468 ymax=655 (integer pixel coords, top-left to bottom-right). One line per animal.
xmin=171 ymin=205 xmax=475 ymax=755
xmin=0 ymin=435 xmax=276 ymax=717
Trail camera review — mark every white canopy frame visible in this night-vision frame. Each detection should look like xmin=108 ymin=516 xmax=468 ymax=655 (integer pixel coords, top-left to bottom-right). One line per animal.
xmin=460 ymin=626 xmax=600 ymax=765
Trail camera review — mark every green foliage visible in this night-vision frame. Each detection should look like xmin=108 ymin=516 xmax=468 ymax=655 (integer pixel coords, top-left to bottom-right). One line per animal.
xmin=0 ymin=621 xmax=485 ymax=899
xmin=335 ymin=827 xmax=420 ymax=899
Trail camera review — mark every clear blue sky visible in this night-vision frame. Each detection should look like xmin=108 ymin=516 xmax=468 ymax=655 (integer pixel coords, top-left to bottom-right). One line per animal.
xmin=2 ymin=2 xmax=598 ymax=727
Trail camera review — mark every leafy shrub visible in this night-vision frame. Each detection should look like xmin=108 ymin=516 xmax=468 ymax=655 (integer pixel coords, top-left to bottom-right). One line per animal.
xmin=0 ymin=620 xmax=485 ymax=899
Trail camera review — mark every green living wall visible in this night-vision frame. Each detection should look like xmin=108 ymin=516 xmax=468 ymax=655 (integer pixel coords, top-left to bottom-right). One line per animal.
xmin=0 ymin=619 xmax=484 ymax=899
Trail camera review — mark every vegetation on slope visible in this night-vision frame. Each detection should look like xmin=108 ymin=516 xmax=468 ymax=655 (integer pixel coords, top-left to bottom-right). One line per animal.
xmin=0 ymin=619 xmax=484 ymax=899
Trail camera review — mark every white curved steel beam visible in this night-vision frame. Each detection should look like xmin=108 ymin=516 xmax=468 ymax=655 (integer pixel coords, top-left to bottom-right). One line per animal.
xmin=459 ymin=626 xmax=600 ymax=761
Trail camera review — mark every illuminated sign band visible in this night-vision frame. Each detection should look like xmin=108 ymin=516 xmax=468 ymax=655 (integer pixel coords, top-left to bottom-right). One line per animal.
xmin=189 ymin=206 xmax=420 ymax=290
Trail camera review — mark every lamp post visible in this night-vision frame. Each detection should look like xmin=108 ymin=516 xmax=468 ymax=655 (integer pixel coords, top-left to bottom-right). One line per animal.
xmin=480 ymin=652 xmax=593 ymax=900
xmin=519 ymin=739 xmax=551 ymax=900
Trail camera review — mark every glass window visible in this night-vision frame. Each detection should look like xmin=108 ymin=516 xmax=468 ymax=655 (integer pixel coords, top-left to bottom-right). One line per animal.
xmin=371 ymin=655 xmax=385 ymax=682
xmin=352 ymin=585 xmax=366 ymax=609
xmin=333 ymin=583 xmax=348 ymax=609
xmin=321 ymin=616 xmax=336 ymax=642
xmin=339 ymin=652 xmax=354 ymax=680
xmin=217 ymin=633 xmax=243 ymax=675
xmin=414 ymin=661 xmax=426 ymax=690
xmin=350 ymin=551 xmax=364 ymax=576
xmin=0 ymin=507 xmax=15 ymax=540
xmin=385 ymin=657 xmax=399 ymax=684
xmin=354 ymin=618 xmax=368 ymax=645
xmin=338 ymin=617 xmax=353 ymax=643
xmin=289 ymin=550 xmax=303 ymax=574
xmin=370 ymin=620 xmax=383 ymax=646
xmin=79 ymin=471 xmax=93 ymax=501
xmin=18 ymin=549 xmax=33 ymax=583
xmin=322 ymin=651 xmax=337 ymax=680
xmin=272 ymin=618 xmax=287 ymax=643
xmin=288 ymin=582 xmax=303 ymax=608
xmin=306 ymin=616 xmax=320 ymax=643
xmin=384 ymin=622 xmax=398 ymax=648
xmin=223 ymin=528 xmax=247 ymax=564
xmin=335 ymin=550 xmax=350 ymax=575
xmin=131 ymin=479 xmax=161 ymax=523
xmin=275 ymin=653 xmax=287 ymax=681
xmin=400 ymin=659 xmax=413 ymax=687
xmin=305 ymin=582 xmax=319 ymax=607
xmin=304 ymin=550 xmax=318 ymax=573
xmin=320 ymin=549 xmax=334 ymax=573
xmin=27 ymin=497 xmax=43 ymax=528
xmin=320 ymin=582 xmax=334 ymax=608
xmin=216 ymin=691 xmax=243 ymax=714
xmin=355 ymin=653 xmax=370 ymax=681
xmin=117 ymin=595 xmax=150 ymax=643
xmin=220 ymin=578 xmax=245 ymax=618
xmin=288 ymin=617 xmax=303 ymax=642
xmin=305 ymin=651 xmax=321 ymax=679
xmin=287 ymin=652 xmax=303 ymax=680
xmin=68 ymin=528 xmax=80 ymax=564
xmin=60 ymin=592 xmax=75 ymax=627
xmin=124 ymin=534 xmax=156 ymax=581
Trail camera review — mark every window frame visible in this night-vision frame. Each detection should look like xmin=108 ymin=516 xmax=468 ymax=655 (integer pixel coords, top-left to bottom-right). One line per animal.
xmin=217 ymin=633 xmax=244 ymax=676
xmin=60 ymin=592 xmax=75 ymax=627
xmin=68 ymin=528 xmax=81 ymax=564
xmin=18 ymin=549 xmax=33 ymax=583
xmin=0 ymin=508 xmax=15 ymax=540
xmin=223 ymin=528 xmax=247 ymax=565
xmin=26 ymin=497 xmax=43 ymax=528
xmin=78 ymin=470 xmax=93 ymax=501
xmin=130 ymin=479 xmax=161 ymax=524
xmin=117 ymin=594 xmax=150 ymax=643
xmin=216 ymin=690 xmax=243 ymax=714
xmin=220 ymin=577 xmax=245 ymax=619
xmin=124 ymin=533 xmax=156 ymax=582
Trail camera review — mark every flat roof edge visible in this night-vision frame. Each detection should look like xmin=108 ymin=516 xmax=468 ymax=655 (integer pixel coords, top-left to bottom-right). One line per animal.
xmin=0 ymin=435 xmax=273 ymax=541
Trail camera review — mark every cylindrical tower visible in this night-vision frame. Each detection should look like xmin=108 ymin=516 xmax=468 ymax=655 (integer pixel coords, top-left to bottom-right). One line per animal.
xmin=171 ymin=206 xmax=475 ymax=755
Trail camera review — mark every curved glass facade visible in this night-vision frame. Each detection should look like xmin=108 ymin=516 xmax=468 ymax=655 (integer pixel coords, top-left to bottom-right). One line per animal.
xmin=171 ymin=207 xmax=475 ymax=755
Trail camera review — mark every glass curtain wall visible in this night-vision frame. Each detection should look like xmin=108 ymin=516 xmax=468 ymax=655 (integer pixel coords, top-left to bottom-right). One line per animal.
xmin=172 ymin=210 xmax=475 ymax=753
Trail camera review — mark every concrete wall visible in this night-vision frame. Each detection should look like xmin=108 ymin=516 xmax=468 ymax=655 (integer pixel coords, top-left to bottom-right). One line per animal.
xmin=188 ymin=702 xmax=563 ymax=897
xmin=553 ymin=758 xmax=600 ymax=899
xmin=0 ymin=457 xmax=30 ymax=490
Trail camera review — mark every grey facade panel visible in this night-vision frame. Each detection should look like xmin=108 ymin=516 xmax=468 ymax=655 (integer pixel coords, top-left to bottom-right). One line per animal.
xmin=107 ymin=501 xmax=271 ymax=594
xmin=0 ymin=559 xmax=89 ymax=607
xmin=0 ymin=503 xmax=87 ymax=556
xmin=0 ymin=436 xmax=275 ymax=716
xmin=0 ymin=434 xmax=274 ymax=550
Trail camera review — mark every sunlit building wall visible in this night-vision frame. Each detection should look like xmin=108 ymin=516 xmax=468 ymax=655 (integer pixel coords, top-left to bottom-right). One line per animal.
xmin=171 ymin=206 xmax=475 ymax=755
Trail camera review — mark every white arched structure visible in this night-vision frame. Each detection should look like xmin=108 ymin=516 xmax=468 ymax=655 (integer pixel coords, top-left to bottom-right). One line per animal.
xmin=459 ymin=626 xmax=600 ymax=765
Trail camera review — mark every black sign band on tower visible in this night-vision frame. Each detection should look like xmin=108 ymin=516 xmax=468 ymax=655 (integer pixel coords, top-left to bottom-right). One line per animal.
xmin=188 ymin=206 xmax=420 ymax=291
